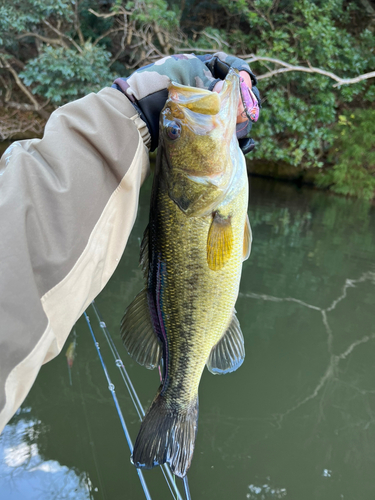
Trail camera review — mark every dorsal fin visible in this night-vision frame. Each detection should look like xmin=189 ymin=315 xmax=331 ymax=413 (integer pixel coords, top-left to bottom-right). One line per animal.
xmin=120 ymin=289 xmax=161 ymax=369
xmin=206 ymin=313 xmax=245 ymax=374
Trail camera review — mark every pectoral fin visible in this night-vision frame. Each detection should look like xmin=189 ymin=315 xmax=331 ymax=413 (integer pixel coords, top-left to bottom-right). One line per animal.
xmin=120 ymin=289 xmax=161 ymax=369
xmin=206 ymin=313 xmax=245 ymax=374
xmin=243 ymin=214 xmax=252 ymax=261
xmin=207 ymin=212 xmax=233 ymax=271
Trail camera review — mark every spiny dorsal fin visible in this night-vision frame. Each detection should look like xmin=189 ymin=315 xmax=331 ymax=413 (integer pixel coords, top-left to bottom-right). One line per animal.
xmin=243 ymin=214 xmax=252 ymax=261
xmin=139 ymin=225 xmax=149 ymax=278
xmin=120 ymin=289 xmax=161 ymax=369
xmin=207 ymin=212 xmax=233 ymax=271
xmin=206 ymin=313 xmax=245 ymax=374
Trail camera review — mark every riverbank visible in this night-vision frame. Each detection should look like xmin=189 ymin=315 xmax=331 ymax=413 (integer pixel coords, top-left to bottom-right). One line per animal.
xmin=246 ymin=158 xmax=321 ymax=185
xmin=1 ymin=139 xmax=372 ymax=203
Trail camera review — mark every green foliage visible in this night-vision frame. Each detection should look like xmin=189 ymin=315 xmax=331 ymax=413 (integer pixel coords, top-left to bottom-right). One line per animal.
xmin=0 ymin=0 xmax=72 ymax=43
xmin=316 ymin=110 xmax=375 ymax=200
xmin=1 ymin=0 xmax=374 ymax=198
xmin=19 ymin=44 xmax=114 ymax=104
xmin=210 ymin=0 xmax=375 ymax=172
xmin=126 ymin=0 xmax=179 ymax=30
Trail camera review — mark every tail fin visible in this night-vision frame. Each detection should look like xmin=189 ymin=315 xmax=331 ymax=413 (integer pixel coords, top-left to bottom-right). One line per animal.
xmin=132 ymin=393 xmax=199 ymax=478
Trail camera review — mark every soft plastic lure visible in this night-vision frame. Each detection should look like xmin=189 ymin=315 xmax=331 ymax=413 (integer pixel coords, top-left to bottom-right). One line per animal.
xmin=240 ymin=77 xmax=260 ymax=123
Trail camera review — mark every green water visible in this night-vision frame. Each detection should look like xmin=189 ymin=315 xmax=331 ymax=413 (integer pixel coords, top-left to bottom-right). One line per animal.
xmin=1 ymin=176 xmax=375 ymax=500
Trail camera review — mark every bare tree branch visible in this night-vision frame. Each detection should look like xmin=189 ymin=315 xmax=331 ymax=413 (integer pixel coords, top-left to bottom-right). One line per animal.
xmin=0 ymin=75 xmax=12 ymax=101
xmin=88 ymin=7 xmax=132 ymax=18
xmin=93 ymin=27 xmax=124 ymax=47
xmin=74 ymin=0 xmax=85 ymax=46
xmin=154 ymin=24 xmax=169 ymax=54
xmin=245 ymin=54 xmax=375 ymax=87
xmin=0 ymin=107 xmax=45 ymax=140
xmin=17 ymin=32 xmax=69 ymax=48
xmin=173 ymin=47 xmax=220 ymax=53
xmin=4 ymin=101 xmax=50 ymax=112
xmin=0 ymin=51 xmax=25 ymax=70
xmin=109 ymin=12 xmax=129 ymax=66
xmin=125 ymin=47 xmax=160 ymax=69
xmin=4 ymin=101 xmax=39 ymax=111
xmin=359 ymin=0 xmax=375 ymax=16
xmin=0 ymin=57 xmax=50 ymax=119
xmin=191 ymin=29 xmax=229 ymax=49
xmin=43 ymin=20 xmax=83 ymax=53
xmin=0 ymin=57 xmax=39 ymax=109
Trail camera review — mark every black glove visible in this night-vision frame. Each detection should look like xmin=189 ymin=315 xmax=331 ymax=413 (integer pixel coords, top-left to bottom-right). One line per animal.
xmin=112 ymin=52 xmax=260 ymax=153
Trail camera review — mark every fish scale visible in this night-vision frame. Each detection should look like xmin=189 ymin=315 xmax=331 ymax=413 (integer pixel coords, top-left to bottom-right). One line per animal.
xmin=153 ymin=182 xmax=248 ymax=406
xmin=120 ymin=69 xmax=251 ymax=478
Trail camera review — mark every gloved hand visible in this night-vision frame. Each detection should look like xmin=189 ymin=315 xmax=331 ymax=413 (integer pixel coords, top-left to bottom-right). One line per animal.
xmin=112 ymin=52 xmax=260 ymax=153
xmin=200 ymin=52 xmax=260 ymax=154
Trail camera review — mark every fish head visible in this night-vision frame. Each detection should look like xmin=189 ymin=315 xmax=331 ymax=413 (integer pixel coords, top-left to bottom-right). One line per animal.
xmin=159 ymin=69 xmax=241 ymax=217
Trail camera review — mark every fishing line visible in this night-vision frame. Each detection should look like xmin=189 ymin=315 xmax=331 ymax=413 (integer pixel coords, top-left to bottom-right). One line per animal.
xmin=183 ymin=477 xmax=192 ymax=500
xmin=75 ymin=337 xmax=108 ymax=500
xmin=90 ymin=301 xmax=183 ymax=500
xmin=83 ymin=312 xmax=152 ymax=500
xmin=90 ymin=300 xmax=190 ymax=500
xmin=91 ymin=302 xmax=143 ymax=421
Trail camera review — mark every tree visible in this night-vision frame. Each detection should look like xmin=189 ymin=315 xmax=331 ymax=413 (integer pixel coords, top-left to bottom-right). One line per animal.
xmin=0 ymin=0 xmax=374 ymax=198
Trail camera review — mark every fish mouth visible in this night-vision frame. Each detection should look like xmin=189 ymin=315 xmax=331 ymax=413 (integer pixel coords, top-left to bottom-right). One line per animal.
xmin=159 ymin=70 xmax=240 ymax=217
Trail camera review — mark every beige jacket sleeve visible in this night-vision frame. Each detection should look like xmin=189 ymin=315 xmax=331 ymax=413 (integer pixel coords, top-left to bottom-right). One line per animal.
xmin=0 ymin=87 xmax=151 ymax=433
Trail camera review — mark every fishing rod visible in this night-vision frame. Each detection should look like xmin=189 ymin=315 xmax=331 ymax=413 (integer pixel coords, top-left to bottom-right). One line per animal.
xmin=84 ymin=312 xmax=152 ymax=500
xmin=90 ymin=301 xmax=183 ymax=499
xmin=85 ymin=301 xmax=192 ymax=500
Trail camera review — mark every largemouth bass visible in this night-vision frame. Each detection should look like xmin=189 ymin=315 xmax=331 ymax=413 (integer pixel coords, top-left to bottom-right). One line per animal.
xmin=120 ymin=69 xmax=252 ymax=478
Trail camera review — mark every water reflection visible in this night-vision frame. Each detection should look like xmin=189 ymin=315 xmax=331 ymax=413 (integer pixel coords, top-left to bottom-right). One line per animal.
xmin=1 ymin=176 xmax=375 ymax=499
xmin=240 ymin=271 xmax=375 ymax=426
xmin=0 ymin=408 xmax=92 ymax=499
xmin=247 ymin=481 xmax=287 ymax=499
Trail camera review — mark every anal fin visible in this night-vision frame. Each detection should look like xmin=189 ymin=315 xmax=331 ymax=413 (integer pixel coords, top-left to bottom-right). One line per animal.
xmin=120 ymin=289 xmax=161 ymax=369
xmin=206 ymin=313 xmax=245 ymax=374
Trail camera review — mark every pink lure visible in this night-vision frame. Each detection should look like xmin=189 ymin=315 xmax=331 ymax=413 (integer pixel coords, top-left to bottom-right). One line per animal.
xmin=240 ymin=78 xmax=259 ymax=122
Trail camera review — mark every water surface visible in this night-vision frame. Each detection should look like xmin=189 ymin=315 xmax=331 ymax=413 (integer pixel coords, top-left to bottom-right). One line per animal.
xmin=1 ymin=176 xmax=375 ymax=500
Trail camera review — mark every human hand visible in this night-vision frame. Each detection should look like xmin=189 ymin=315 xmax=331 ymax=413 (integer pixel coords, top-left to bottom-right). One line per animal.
xmin=113 ymin=54 xmax=219 ymax=151
xmin=213 ymin=70 xmax=259 ymax=154
xmin=213 ymin=71 xmax=258 ymax=124
xmin=113 ymin=53 xmax=260 ymax=152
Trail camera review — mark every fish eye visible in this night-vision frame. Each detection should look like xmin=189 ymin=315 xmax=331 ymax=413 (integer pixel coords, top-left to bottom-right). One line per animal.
xmin=167 ymin=122 xmax=181 ymax=140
